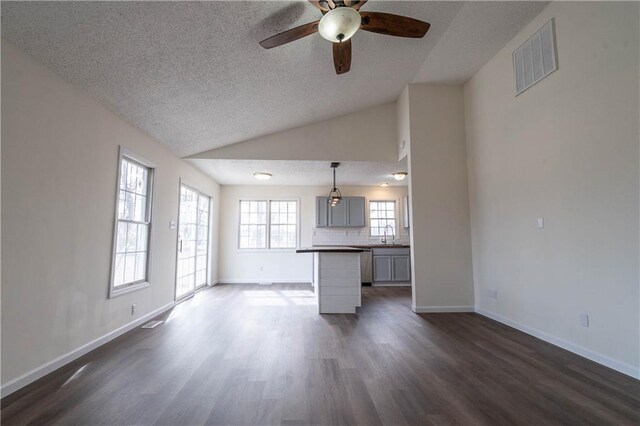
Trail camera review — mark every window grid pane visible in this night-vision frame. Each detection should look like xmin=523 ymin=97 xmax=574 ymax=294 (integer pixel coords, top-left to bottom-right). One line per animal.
xmin=239 ymin=201 xmax=268 ymax=249
xmin=269 ymin=201 xmax=297 ymax=249
xmin=370 ymin=201 xmax=396 ymax=237
xmin=113 ymin=155 xmax=152 ymax=288
xmin=239 ymin=200 xmax=298 ymax=250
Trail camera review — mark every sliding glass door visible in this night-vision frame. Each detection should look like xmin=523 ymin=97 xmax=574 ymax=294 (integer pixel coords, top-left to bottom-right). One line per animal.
xmin=176 ymin=184 xmax=210 ymax=300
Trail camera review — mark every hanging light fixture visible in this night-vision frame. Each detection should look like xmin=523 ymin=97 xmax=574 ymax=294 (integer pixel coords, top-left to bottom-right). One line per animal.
xmin=328 ymin=162 xmax=342 ymax=207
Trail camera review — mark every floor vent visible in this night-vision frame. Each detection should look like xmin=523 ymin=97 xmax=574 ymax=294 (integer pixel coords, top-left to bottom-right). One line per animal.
xmin=258 ymin=282 xmax=273 ymax=286
xmin=141 ymin=320 xmax=164 ymax=329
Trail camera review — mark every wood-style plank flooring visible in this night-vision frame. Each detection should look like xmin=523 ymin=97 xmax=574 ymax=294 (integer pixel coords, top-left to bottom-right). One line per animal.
xmin=2 ymin=284 xmax=639 ymax=425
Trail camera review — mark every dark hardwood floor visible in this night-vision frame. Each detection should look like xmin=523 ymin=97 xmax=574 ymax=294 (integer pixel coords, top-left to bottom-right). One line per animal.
xmin=2 ymin=284 xmax=639 ymax=425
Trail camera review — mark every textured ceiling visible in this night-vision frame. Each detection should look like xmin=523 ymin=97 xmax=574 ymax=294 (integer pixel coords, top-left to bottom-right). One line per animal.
xmin=1 ymin=0 xmax=547 ymax=163
xmin=1 ymin=0 xmax=463 ymax=157
xmin=413 ymin=1 xmax=549 ymax=83
xmin=188 ymin=158 xmax=409 ymax=186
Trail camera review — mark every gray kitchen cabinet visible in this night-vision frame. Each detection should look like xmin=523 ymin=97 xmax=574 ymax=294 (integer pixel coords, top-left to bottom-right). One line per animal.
xmin=315 ymin=196 xmax=366 ymax=228
xmin=347 ymin=197 xmax=365 ymax=227
xmin=372 ymin=247 xmax=411 ymax=284
xmin=403 ymin=196 xmax=410 ymax=228
xmin=328 ymin=198 xmax=348 ymax=227
xmin=316 ymin=197 xmax=329 ymax=227
xmin=391 ymin=255 xmax=411 ymax=282
xmin=373 ymin=256 xmax=392 ymax=282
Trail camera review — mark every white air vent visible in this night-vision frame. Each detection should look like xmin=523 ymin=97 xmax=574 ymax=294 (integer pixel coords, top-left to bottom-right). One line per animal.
xmin=141 ymin=320 xmax=163 ymax=329
xmin=513 ymin=19 xmax=557 ymax=95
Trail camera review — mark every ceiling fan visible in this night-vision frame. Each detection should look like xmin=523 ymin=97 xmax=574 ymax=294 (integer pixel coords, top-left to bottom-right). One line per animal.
xmin=259 ymin=0 xmax=430 ymax=75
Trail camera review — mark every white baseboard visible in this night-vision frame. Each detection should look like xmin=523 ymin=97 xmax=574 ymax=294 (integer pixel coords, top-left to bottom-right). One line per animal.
xmin=218 ymin=279 xmax=312 ymax=284
xmin=1 ymin=301 xmax=176 ymax=398
xmin=475 ymin=307 xmax=640 ymax=380
xmin=412 ymin=305 xmax=475 ymax=313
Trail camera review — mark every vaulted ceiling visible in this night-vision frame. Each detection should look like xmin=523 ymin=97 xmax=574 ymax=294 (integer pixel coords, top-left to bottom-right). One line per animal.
xmin=1 ymin=1 xmax=547 ymax=159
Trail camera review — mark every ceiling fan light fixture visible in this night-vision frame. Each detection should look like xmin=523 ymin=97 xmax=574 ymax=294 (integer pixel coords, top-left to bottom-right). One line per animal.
xmin=253 ymin=172 xmax=272 ymax=180
xmin=392 ymin=172 xmax=408 ymax=181
xmin=318 ymin=7 xmax=361 ymax=43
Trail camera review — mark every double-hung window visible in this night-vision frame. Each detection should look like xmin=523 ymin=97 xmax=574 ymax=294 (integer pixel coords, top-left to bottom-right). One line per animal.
xmin=110 ymin=148 xmax=154 ymax=297
xmin=239 ymin=200 xmax=298 ymax=249
xmin=369 ymin=200 xmax=396 ymax=237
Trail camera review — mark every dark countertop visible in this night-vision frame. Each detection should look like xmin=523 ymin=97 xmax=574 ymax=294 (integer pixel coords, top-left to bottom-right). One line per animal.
xmin=296 ymin=247 xmax=369 ymax=253
xmin=347 ymin=244 xmax=410 ymax=249
xmin=313 ymin=244 xmax=410 ymax=249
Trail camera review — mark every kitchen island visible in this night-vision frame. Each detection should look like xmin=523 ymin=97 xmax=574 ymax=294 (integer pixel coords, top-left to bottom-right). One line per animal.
xmin=296 ymin=247 xmax=369 ymax=314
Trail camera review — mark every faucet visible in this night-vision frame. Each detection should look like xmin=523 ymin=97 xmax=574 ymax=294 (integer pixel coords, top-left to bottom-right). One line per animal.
xmin=382 ymin=225 xmax=395 ymax=245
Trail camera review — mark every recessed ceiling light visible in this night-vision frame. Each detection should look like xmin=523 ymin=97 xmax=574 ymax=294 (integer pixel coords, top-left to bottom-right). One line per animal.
xmin=379 ymin=182 xmax=390 ymax=187
xmin=253 ymin=172 xmax=272 ymax=180
xmin=392 ymin=172 xmax=408 ymax=181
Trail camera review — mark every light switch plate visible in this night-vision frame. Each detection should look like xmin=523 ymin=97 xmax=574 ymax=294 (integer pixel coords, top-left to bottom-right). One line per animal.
xmin=537 ymin=217 xmax=544 ymax=229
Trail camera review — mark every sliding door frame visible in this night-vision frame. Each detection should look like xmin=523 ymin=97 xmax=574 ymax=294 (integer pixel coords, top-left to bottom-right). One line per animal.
xmin=174 ymin=179 xmax=213 ymax=302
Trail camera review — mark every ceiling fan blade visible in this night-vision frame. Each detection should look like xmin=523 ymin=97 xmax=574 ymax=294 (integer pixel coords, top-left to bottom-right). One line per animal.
xmin=259 ymin=21 xmax=320 ymax=49
xmin=333 ymin=39 xmax=352 ymax=74
xmin=360 ymin=12 xmax=430 ymax=38
xmin=352 ymin=0 xmax=367 ymax=10
xmin=307 ymin=1 xmax=328 ymax=13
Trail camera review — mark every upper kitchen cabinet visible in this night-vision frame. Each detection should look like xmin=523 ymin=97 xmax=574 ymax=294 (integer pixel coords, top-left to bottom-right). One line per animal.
xmin=346 ymin=197 xmax=365 ymax=227
xmin=316 ymin=197 xmax=329 ymax=227
xmin=329 ymin=198 xmax=348 ymax=227
xmin=316 ymin=196 xmax=366 ymax=228
xmin=403 ymin=196 xmax=410 ymax=228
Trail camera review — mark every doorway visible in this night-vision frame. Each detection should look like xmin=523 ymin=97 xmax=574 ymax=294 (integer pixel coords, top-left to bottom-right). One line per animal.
xmin=176 ymin=183 xmax=211 ymax=300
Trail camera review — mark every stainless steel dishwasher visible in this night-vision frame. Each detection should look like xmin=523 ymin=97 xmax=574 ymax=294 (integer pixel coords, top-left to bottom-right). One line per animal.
xmin=360 ymin=250 xmax=372 ymax=285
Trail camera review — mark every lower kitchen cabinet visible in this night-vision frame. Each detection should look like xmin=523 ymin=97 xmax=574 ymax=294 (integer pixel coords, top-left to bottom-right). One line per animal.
xmin=391 ymin=255 xmax=411 ymax=281
xmin=373 ymin=256 xmax=392 ymax=282
xmin=372 ymin=247 xmax=411 ymax=285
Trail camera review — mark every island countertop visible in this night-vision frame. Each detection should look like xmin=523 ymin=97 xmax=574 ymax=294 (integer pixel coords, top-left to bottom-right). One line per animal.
xmin=296 ymin=247 xmax=369 ymax=253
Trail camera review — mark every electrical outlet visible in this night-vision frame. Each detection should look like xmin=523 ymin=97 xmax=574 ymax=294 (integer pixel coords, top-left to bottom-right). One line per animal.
xmin=537 ymin=217 xmax=544 ymax=229
xmin=580 ymin=313 xmax=589 ymax=328
xmin=487 ymin=289 xmax=498 ymax=300
xmin=259 ymin=266 xmax=264 ymax=272
xmin=131 ymin=304 xmax=137 ymax=316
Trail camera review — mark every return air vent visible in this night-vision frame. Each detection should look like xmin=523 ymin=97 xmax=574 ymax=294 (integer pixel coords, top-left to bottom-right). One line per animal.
xmin=513 ymin=19 xmax=557 ymax=95
xmin=141 ymin=320 xmax=163 ymax=329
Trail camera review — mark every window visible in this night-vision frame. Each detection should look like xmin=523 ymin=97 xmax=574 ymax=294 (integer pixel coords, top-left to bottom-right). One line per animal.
xmin=110 ymin=148 xmax=154 ymax=297
xmin=370 ymin=201 xmax=396 ymax=237
xmin=239 ymin=200 xmax=298 ymax=249
xmin=239 ymin=201 xmax=267 ymax=249
xmin=269 ymin=201 xmax=297 ymax=249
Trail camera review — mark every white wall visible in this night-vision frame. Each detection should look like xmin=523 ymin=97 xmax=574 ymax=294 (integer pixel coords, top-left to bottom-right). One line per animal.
xmin=406 ymin=84 xmax=475 ymax=312
xmin=218 ymin=185 xmax=408 ymax=283
xmin=1 ymin=41 xmax=221 ymax=389
xmin=464 ymin=2 xmax=639 ymax=376
xmin=397 ymin=86 xmax=410 ymax=160
xmin=190 ymin=103 xmax=398 ymax=162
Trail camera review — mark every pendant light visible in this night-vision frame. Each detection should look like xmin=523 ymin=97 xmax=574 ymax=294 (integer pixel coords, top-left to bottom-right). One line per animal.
xmin=328 ymin=162 xmax=342 ymax=207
